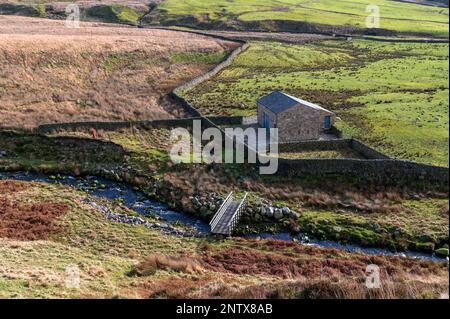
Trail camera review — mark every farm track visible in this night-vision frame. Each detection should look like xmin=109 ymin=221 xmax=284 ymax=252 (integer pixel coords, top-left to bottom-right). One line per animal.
xmin=145 ymin=26 xmax=449 ymax=44
xmin=147 ymin=27 xmax=335 ymax=44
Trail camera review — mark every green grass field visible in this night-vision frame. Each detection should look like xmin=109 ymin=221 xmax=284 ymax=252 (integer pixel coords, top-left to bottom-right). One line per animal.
xmin=183 ymin=39 xmax=449 ymax=166
xmin=157 ymin=0 xmax=449 ymax=36
xmin=0 ymin=1 xmax=148 ymax=25
xmin=1 ymin=126 xmax=448 ymax=255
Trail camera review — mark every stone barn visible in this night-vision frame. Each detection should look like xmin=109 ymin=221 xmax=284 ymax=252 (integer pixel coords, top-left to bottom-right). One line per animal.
xmin=257 ymin=91 xmax=336 ymax=142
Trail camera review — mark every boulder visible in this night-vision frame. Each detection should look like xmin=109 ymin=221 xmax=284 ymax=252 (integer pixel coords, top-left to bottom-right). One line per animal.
xmin=435 ymin=248 xmax=449 ymax=258
xmin=333 ymin=226 xmax=342 ymax=233
xmin=192 ymin=197 xmax=201 ymax=207
xmin=373 ymin=223 xmax=382 ymax=233
xmin=264 ymin=207 xmax=274 ymax=218
xmin=274 ymin=209 xmax=283 ymax=220
xmin=199 ymin=206 xmax=209 ymax=216
xmin=289 ymin=211 xmax=300 ymax=219
xmin=281 ymin=207 xmax=291 ymax=215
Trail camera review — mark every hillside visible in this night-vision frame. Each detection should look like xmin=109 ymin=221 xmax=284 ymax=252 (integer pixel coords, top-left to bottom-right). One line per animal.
xmin=0 ymin=1 xmax=156 ymax=24
xmin=1 ymin=1 xmax=448 ymax=37
xmin=0 ymin=0 xmax=448 ymax=302
xmin=183 ymin=39 xmax=449 ymax=166
xmin=0 ymin=15 xmax=238 ymax=129
xmin=149 ymin=0 xmax=449 ymax=37
xmin=0 ymin=179 xmax=448 ymax=298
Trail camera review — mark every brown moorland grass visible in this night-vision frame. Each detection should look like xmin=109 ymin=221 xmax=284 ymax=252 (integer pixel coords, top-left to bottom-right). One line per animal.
xmin=202 ymin=241 xmax=445 ymax=280
xmin=139 ymin=274 xmax=448 ymax=299
xmin=0 ymin=180 xmax=447 ymax=299
xmin=0 ymin=181 xmax=69 ymax=240
xmin=0 ymin=15 xmax=238 ymax=128
xmin=159 ymin=161 xmax=446 ymax=215
xmin=132 ymin=238 xmax=449 ymax=299
xmin=0 ymin=179 xmax=30 ymax=194
xmin=129 ymin=254 xmax=205 ymax=276
xmin=1 ymin=0 xmax=157 ymax=11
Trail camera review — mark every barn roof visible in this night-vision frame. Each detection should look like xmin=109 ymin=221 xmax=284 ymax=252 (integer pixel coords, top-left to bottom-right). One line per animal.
xmin=257 ymin=91 xmax=334 ymax=114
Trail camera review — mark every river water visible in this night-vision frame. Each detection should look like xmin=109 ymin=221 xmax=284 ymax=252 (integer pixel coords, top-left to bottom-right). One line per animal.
xmin=0 ymin=171 xmax=446 ymax=262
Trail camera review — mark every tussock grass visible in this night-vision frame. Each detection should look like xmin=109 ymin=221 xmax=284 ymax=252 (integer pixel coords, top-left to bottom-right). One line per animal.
xmin=0 ymin=16 xmax=237 ymax=129
xmin=130 ymin=254 xmax=204 ymax=276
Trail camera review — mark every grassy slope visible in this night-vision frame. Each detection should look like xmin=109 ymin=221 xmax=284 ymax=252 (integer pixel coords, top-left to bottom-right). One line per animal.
xmin=0 ymin=1 xmax=150 ymax=24
xmin=1 ymin=128 xmax=448 ymax=254
xmin=85 ymin=4 xmax=143 ymax=24
xmin=183 ymin=39 xmax=449 ymax=166
xmin=157 ymin=0 xmax=449 ymax=36
xmin=0 ymin=181 xmax=198 ymax=298
xmin=0 ymin=180 xmax=448 ymax=298
xmin=0 ymin=16 xmax=237 ymax=128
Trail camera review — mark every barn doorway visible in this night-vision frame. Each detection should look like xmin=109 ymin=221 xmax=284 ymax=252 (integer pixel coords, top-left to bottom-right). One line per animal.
xmin=263 ymin=112 xmax=271 ymax=129
xmin=324 ymin=116 xmax=331 ymax=129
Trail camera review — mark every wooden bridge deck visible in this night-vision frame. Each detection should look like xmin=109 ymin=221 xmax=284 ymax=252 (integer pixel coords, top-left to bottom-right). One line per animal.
xmin=210 ymin=192 xmax=248 ymax=236
xmin=211 ymin=201 xmax=240 ymax=235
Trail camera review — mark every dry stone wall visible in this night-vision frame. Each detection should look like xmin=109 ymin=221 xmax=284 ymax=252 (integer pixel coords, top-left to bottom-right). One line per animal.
xmin=24 ymin=28 xmax=447 ymax=188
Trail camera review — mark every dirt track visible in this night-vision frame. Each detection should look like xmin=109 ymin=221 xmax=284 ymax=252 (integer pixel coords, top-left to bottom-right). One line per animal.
xmin=150 ymin=27 xmax=335 ymax=44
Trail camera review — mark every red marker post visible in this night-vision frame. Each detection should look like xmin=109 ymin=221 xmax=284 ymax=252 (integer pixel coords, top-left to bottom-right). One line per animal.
xmin=90 ymin=128 xmax=97 ymax=139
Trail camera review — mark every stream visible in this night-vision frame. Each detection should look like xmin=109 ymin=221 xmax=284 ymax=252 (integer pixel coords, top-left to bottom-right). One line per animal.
xmin=0 ymin=171 xmax=447 ymax=263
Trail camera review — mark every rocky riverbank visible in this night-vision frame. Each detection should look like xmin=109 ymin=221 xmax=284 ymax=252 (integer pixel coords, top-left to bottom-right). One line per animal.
xmin=192 ymin=192 xmax=299 ymax=221
xmin=84 ymin=198 xmax=200 ymax=238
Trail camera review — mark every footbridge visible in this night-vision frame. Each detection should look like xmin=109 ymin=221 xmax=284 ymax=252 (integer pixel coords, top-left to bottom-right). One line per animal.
xmin=210 ymin=192 xmax=248 ymax=236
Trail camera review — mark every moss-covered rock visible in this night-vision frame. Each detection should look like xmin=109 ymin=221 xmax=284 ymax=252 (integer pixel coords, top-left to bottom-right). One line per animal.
xmin=413 ymin=242 xmax=436 ymax=253
xmin=435 ymin=248 xmax=449 ymax=257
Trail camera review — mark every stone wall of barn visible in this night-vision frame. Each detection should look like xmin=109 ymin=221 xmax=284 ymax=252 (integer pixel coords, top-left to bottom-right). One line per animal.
xmin=318 ymin=111 xmax=335 ymax=131
xmin=277 ymin=104 xmax=321 ymax=142
xmin=258 ymin=104 xmax=337 ymax=143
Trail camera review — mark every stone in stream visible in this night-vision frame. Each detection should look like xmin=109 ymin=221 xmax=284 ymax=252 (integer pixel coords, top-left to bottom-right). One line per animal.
xmin=264 ymin=207 xmax=274 ymax=218
xmin=274 ymin=209 xmax=283 ymax=220
xmin=281 ymin=207 xmax=290 ymax=215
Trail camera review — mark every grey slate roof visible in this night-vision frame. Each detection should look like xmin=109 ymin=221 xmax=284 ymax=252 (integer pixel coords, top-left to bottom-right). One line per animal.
xmin=258 ymin=91 xmax=334 ymax=114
